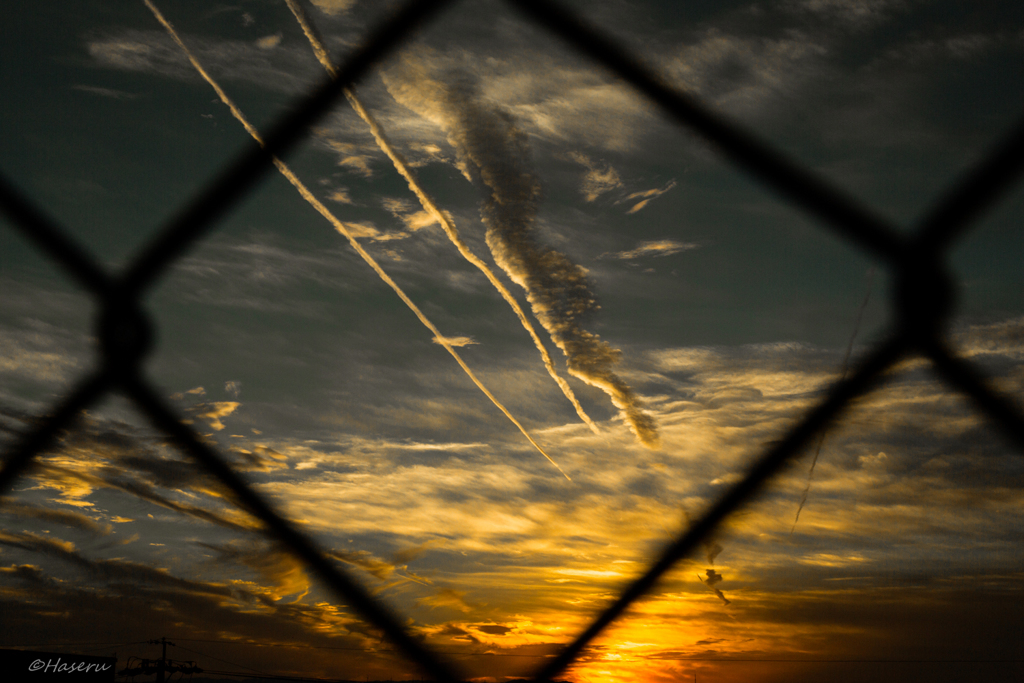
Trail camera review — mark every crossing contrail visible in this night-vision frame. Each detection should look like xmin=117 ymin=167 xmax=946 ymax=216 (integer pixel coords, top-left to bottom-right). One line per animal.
xmin=144 ymin=0 xmax=570 ymax=480
xmin=791 ymin=267 xmax=876 ymax=532
xmin=282 ymin=0 xmax=599 ymax=435
xmin=381 ymin=53 xmax=660 ymax=448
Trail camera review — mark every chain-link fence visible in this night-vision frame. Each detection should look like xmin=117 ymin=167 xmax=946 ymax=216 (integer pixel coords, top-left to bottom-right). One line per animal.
xmin=2 ymin=0 xmax=1024 ymax=681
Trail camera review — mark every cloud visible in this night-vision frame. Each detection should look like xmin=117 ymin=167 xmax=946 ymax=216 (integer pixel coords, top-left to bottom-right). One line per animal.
xmin=170 ymin=386 xmax=205 ymax=400
xmin=705 ymin=541 xmax=724 ymax=565
xmin=255 ymin=34 xmax=282 ymax=50
xmin=308 ymin=0 xmax=356 ymax=15
xmin=31 ymin=459 xmax=256 ymax=532
xmin=623 ymin=180 xmax=677 ymax=214
xmin=0 ymin=502 xmax=111 ymax=536
xmin=380 ymin=197 xmax=413 ymax=214
xmin=199 ymin=539 xmax=310 ymax=601
xmin=88 ymin=38 xmax=159 ymax=70
xmin=336 ymin=154 xmax=374 ymax=178
xmin=885 ymin=32 xmax=1005 ymax=65
xmin=189 ymin=401 xmax=240 ymax=431
xmin=432 ymin=336 xmax=478 ymax=347
xmin=327 ymin=188 xmax=353 ymax=204
xmin=567 ymin=152 xmax=624 ymax=202
xmin=0 ymin=329 xmax=80 ymax=385
xmin=417 ymin=587 xmax=474 ymax=613
xmin=698 ymin=568 xmax=731 ymax=605
xmin=382 ymin=51 xmax=659 ymax=448
xmin=165 ymin=237 xmax=381 ymax=314
xmin=86 ymin=30 xmax=321 ymax=94
xmin=145 ymin=0 xmax=564 ymax=477
xmin=664 ymin=30 xmax=827 ymax=114
xmin=0 ymin=550 xmax=397 ymax=680
xmin=609 ymin=239 xmax=699 ymax=260
xmin=0 ymin=405 xmax=261 ymax=531
xmin=0 ymin=529 xmax=241 ymax=599
xmin=71 ymin=85 xmax=137 ymax=99
xmin=791 ymin=0 xmax=904 ymax=25
xmin=284 ymin=0 xmax=598 ymax=437
xmin=342 ymin=221 xmax=383 ymax=240
xmin=380 ymin=198 xmax=440 ymax=233
xmin=328 ymin=549 xmax=396 ymax=582
xmin=4 ymin=308 xmax=1024 ymax=682
xmin=499 ymin=72 xmax=652 ymax=152
xmin=391 ymin=540 xmax=438 ymax=566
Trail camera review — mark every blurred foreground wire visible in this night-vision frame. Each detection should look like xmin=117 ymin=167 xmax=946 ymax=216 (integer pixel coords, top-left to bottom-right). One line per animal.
xmin=2 ymin=1 xmax=1024 ymax=681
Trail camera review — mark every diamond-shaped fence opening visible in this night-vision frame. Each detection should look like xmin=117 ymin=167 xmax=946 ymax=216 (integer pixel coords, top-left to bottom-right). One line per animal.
xmin=3 ymin=0 xmax=1024 ymax=681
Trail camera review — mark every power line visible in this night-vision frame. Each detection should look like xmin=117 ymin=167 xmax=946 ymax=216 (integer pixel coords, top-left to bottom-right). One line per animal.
xmin=170 ymin=642 xmax=267 ymax=676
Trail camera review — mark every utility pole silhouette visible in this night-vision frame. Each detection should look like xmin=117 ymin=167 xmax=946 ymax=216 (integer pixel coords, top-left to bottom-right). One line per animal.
xmin=152 ymin=637 xmax=170 ymax=683
xmin=150 ymin=637 xmax=171 ymax=683
xmin=118 ymin=637 xmax=201 ymax=680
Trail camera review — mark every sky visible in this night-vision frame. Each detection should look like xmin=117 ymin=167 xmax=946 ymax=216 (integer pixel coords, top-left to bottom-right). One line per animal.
xmin=1 ymin=1 xmax=1023 ymax=682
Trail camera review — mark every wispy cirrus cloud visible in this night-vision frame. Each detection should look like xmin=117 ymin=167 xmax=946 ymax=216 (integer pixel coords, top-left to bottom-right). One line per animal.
xmin=432 ymin=335 xmax=477 ymax=347
xmin=86 ymin=29 xmax=321 ymax=94
xmin=284 ymin=0 xmax=599 ymax=437
xmin=3 ymin=316 xmax=1023 ymax=682
xmin=145 ymin=0 xmax=566 ymax=479
xmin=789 ymin=0 xmax=906 ymax=25
xmin=0 ymin=502 xmax=112 ymax=536
xmin=605 ymin=239 xmax=700 ymax=260
xmin=71 ymin=84 xmax=137 ymax=99
xmin=622 ymin=179 xmax=677 ymax=214
xmin=567 ymin=151 xmax=624 ymax=202
xmin=308 ymin=0 xmax=356 ymax=15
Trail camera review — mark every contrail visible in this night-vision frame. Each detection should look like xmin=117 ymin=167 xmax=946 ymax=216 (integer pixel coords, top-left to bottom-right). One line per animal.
xmin=282 ymin=0 xmax=599 ymax=435
xmin=791 ymin=267 xmax=876 ymax=533
xmin=697 ymin=569 xmax=730 ymax=606
xmin=144 ymin=0 xmax=570 ymax=481
xmin=382 ymin=53 xmax=660 ymax=448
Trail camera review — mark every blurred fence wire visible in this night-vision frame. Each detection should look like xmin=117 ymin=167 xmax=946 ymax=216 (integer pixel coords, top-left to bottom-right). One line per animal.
xmin=3 ymin=0 xmax=1024 ymax=681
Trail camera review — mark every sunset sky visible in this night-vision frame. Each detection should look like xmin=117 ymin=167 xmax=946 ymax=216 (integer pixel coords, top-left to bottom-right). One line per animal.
xmin=1 ymin=1 xmax=1023 ymax=682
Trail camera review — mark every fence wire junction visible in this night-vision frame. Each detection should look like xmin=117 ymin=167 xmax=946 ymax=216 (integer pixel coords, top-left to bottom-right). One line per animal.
xmin=3 ymin=0 xmax=1024 ymax=681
